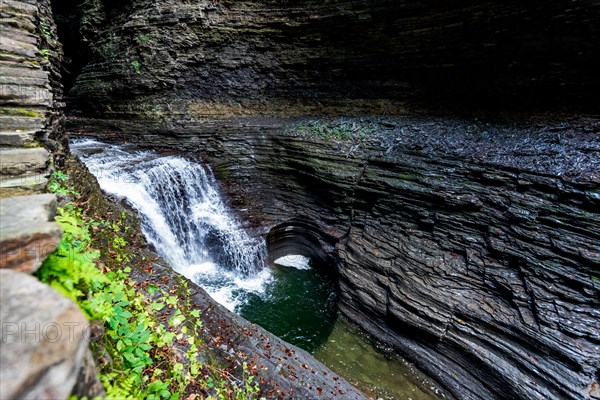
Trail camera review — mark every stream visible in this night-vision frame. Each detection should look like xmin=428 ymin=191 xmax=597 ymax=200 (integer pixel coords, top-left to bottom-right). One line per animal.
xmin=71 ymin=138 xmax=442 ymax=400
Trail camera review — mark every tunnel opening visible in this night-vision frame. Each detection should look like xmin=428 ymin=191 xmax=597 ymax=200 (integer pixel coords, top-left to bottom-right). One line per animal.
xmin=266 ymin=218 xmax=339 ymax=276
xmin=260 ymin=219 xmax=447 ymax=400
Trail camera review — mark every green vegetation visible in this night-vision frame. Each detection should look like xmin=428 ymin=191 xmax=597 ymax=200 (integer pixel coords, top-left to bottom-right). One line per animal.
xmin=37 ymin=172 xmax=263 ymax=400
xmin=0 ymin=108 xmax=44 ymax=118
xmin=48 ymin=171 xmax=78 ymax=196
xmin=131 ymin=60 xmax=142 ymax=75
xmin=40 ymin=48 xmax=51 ymax=59
xmin=290 ymin=119 xmax=378 ymax=142
xmin=138 ymin=33 xmax=152 ymax=43
xmin=39 ymin=20 xmax=52 ymax=40
xmin=92 ymin=31 xmax=122 ymax=61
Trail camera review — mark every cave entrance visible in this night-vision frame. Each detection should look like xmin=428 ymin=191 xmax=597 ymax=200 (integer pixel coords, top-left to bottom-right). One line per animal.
xmin=265 ymin=219 xmax=337 ymax=272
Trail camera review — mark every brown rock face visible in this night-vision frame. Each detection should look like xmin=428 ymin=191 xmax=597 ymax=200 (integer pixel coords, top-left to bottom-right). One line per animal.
xmin=59 ymin=0 xmax=600 ymax=116
xmin=0 ymin=194 xmax=61 ymax=273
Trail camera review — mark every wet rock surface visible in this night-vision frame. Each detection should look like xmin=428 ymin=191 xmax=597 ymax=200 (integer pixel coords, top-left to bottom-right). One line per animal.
xmin=0 ymin=193 xmax=61 ymax=273
xmin=70 ymin=113 xmax=600 ymax=400
xmin=0 ymin=0 xmax=66 ymax=197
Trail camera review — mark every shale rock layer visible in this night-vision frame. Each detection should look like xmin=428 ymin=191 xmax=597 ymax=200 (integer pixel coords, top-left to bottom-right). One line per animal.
xmin=60 ymin=0 xmax=600 ymax=115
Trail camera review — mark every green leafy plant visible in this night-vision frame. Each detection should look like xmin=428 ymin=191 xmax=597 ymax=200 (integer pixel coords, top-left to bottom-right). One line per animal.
xmin=36 ymin=206 xmax=104 ymax=313
xmin=49 ymin=170 xmax=79 ymax=196
xmin=39 ymin=20 xmax=51 ymax=39
xmin=131 ymin=60 xmax=142 ymax=75
xmin=138 ymin=33 xmax=152 ymax=43
xmin=41 ymin=171 xmax=264 ymax=400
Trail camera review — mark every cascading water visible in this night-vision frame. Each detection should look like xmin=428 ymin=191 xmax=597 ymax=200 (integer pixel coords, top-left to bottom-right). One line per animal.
xmin=72 ymin=138 xmax=443 ymax=400
xmin=70 ymin=138 xmax=271 ymax=310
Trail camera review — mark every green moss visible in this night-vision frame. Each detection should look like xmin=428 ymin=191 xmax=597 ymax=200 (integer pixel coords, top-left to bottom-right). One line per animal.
xmin=130 ymin=60 xmax=142 ymax=75
xmin=289 ymin=119 xmax=378 ymax=142
xmin=395 ymin=173 xmax=417 ymax=181
xmin=0 ymin=108 xmax=44 ymax=118
xmin=213 ymin=163 xmax=232 ymax=181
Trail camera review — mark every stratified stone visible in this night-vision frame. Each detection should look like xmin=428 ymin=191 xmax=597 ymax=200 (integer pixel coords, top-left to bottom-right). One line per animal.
xmin=0 ymin=174 xmax=49 ymax=197
xmin=0 ymin=269 xmax=89 ymax=399
xmin=0 ymin=193 xmax=61 ymax=273
xmin=0 ymin=130 xmax=37 ymax=147
xmin=0 ymin=148 xmax=50 ymax=175
xmin=64 ymin=0 xmax=599 ymax=117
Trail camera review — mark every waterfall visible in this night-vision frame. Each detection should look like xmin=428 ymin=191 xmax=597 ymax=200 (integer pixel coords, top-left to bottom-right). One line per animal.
xmin=70 ymin=138 xmax=270 ymax=310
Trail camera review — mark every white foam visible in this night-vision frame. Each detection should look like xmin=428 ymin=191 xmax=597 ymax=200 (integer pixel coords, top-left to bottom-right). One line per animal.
xmin=207 ymin=286 xmax=237 ymax=311
xmin=186 ymin=262 xmax=219 ymax=276
xmin=234 ymin=268 xmax=273 ymax=293
xmin=274 ymin=255 xmax=312 ymax=270
xmin=72 ymin=139 xmax=269 ymax=312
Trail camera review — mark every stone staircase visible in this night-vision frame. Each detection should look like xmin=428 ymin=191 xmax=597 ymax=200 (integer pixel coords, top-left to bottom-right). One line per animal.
xmin=1 ymin=0 xmax=60 ymax=198
xmin=0 ymin=1 xmax=97 ymax=399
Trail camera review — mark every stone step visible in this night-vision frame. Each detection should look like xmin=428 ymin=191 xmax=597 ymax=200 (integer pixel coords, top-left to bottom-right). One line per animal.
xmin=0 ymin=84 xmax=52 ymax=107
xmin=0 ymin=130 xmax=36 ymax=147
xmin=0 ymin=35 xmax=37 ymax=59
xmin=0 ymin=107 xmax=45 ymax=118
xmin=0 ymin=174 xmax=48 ymax=197
xmin=0 ymin=74 xmax=49 ymax=87
xmin=0 ymin=0 xmax=38 ymax=16
xmin=0 ymin=116 xmax=46 ymax=131
xmin=0 ymin=57 xmax=41 ymax=71
xmin=0 ymin=27 xmax=37 ymax=44
xmin=0 ymin=148 xmax=50 ymax=175
xmin=0 ymin=15 xmax=36 ymax=32
xmin=0 ymin=193 xmax=61 ymax=273
xmin=0 ymin=66 xmax=48 ymax=80
xmin=0 ymin=49 xmax=36 ymax=64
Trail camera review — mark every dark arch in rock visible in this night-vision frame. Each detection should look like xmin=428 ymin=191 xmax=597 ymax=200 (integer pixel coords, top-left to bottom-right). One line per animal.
xmin=266 ymin=217 xmax=339 ymax=275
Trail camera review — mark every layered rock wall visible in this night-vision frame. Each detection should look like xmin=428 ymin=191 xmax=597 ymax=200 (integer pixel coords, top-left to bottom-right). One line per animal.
xmin=219 ymin=119 xmax=600 ymax=400
xmin=62 ymin=0 xmax=600 ymax=116
xmin=0 ymin=2 xmax=95 ymax=399
xmin=0 ymin=0 xmax=66 ymax=197
xmin=54 ymin=0 xmax=600 ymax=398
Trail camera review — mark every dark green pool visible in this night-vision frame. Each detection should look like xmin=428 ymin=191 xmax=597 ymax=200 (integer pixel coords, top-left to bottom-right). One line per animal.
xmin=237 ymin=257 xmax=442 ymax=400
xmin=237 ymin=260 xmax=338 ymax=352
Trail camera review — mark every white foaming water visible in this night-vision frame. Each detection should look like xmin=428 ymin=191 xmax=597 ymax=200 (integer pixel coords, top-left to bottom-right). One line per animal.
xmin=70 ymin=139 xmax=271 ymax=311
xmin=274 ymin=255 xmax=312 ymax=270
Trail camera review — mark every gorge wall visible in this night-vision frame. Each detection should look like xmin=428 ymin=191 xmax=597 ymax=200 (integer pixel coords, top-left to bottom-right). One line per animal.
xmin=57 ymin=0 xmax=600 ymax=117
xmin=0 ymin=2 xmax=97 ymax=399
xmin=54 ymin=0 xmax=600 ymax=399
xmin=69 ymin=115 xmax=600 ymax=400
